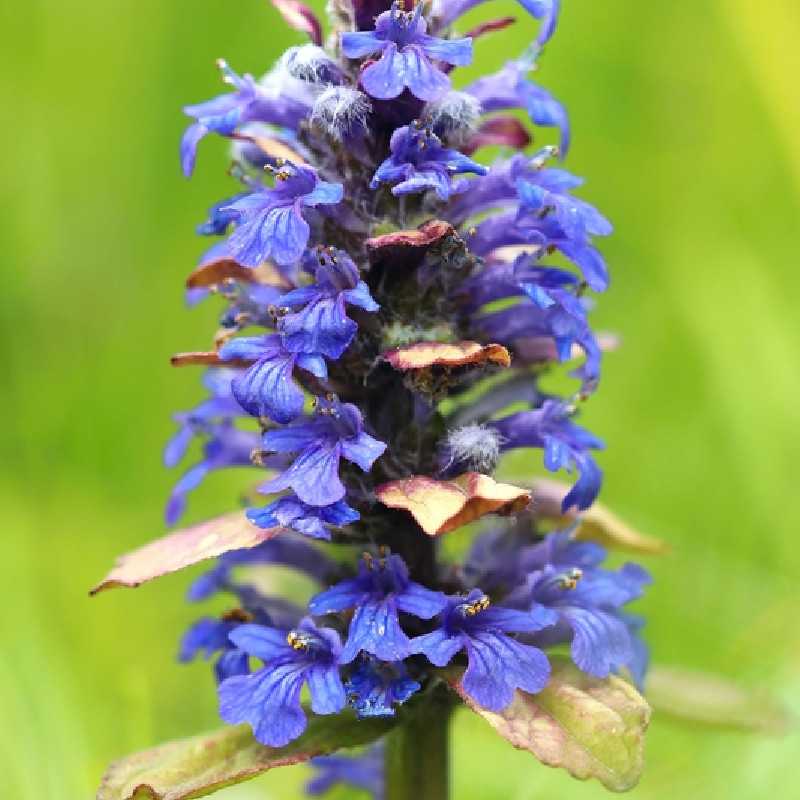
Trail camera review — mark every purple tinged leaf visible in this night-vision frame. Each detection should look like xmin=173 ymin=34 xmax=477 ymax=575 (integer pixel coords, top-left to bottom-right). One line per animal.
xmin=447 ymin=656 xmax=651 ymax=792
xmin=96 ymin=716 xmax=395 ymax=800
xmin=269 ymin=0 xmax=323 ymax=46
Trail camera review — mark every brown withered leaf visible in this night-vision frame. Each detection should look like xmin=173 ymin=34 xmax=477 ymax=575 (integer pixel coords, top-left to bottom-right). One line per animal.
xmin=97 ymin=715 xmax=394 ymax=800
xmin=186 ymin=259 xmax=291 ymax=290
xmin=447 ymin=657 xmax=651 ymax=792
xmin=90 ymin=512 xmax=285 ymax=595
xmin=646 ymin=665 xmax=791 ymax=734
xmin=384 ymin=341 xmax=511 ymax=371
xmin=532 ymin=478 xmax=668 ymax=556
xmin=366 ymin=219 xmax=454 ymax=254
xmin=376 ymin=473 xmax=529 ymax=536
xmin=170 ymin=351 xmax=253 ymax=368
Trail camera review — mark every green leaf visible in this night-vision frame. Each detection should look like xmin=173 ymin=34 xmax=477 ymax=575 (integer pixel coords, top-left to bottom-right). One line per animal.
xmin=97 ymin=715 xmax=394 ymax=800
xmin=446 ymin=657 xmax=651 ymax=792
xmin=646 ymin=665 xmax=791 ymax=734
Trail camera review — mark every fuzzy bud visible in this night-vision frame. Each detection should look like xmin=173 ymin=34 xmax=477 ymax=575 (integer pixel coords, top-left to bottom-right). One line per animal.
xmin=440 ymin=423 xmax=504 ymax=475
xmin=311 ymin=86 xmax=372 ymax=140
xmin=424 ymin=91 xmax=482 ymax=147
xmin=279 ymin=44 xmax=345 ymax=85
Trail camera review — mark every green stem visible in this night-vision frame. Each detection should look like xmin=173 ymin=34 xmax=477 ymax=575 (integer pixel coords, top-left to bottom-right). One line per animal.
xmin=385 ymin=686 xmax=451 ymax=800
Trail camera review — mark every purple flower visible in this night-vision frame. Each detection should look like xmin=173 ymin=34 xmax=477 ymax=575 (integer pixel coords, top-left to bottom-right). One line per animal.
xmin=309 ymin=553 xmax=447 ymax=663
xmin=489 ymin=399 xmax=604 ymax=511
xmin=181 ymin=60 xmax=312 ymax=176
xmin=410 ymin=590 xmax=556 ymax=711
xmin=259 ymin=399 xmax=386 ymax=507
xmin=218 ymin=618 xmax=346 ymax=747
xmin=278 ymin=248 xmax=379 ymax=359
xmin=247 ymin=494 xmax=360 ymax=540
xmin=219 ymin=333 xmax=328 ymax=424
xmin=371 ymin=123 xmax=488 ymax=200
xmin=509 ymin=533 xmax=651 ymax=684
xmin=341 ymin=2 xmax=472 ymax=101
xmin=344 ymin=657 xmax=420 ymax=718
xmin=465 ymin=60 xmax=569 ymax=154
xmin=221 ymin=163 xmax=343 ymax=268
xmin=307 ymin=745 xmax=384 ymax=799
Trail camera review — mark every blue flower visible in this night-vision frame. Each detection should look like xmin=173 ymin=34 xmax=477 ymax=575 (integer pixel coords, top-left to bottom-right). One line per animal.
xmin=221 ymin=163 xmax=343 ymax=268
xmin=219 ymin=333 xmax=328 ymax=424
xmin=410 ymin=590 xmax=556 ymax=711
xmin=341 ymin=2 xmax=472 ymax=101
xmin=371 ymin=123 xmax=487 ymax=200
xmin=309 ymin=553 xmax=447 ymax=663
xmin=466 ymin=257 xmax=602 ymax=393
xmin=247 ymin=494 xmax=360 ymax=540
xmin=164 ymin=421 xmax=264 ymax=525
xmin=344 ymin=657 xmax=420 ymax=718
xmin=259 ymin=398 xmax=386 ymax=507
xmin=466 ymin=60 xmax=569 ymax=154
xmin=489 ymin=399 xmax=604 ymax=511
xmin=448 ymin=151 xmax=610 ymax=242
xmin=181 ymin=60 xmax=312 ymax=176
xmin=187 ymin=534 xmax=337 ymax=602
xmin=218 ymin=618 xmax=346 ymax=747
xmin=179 ymin=616 xmax=251 ymax=683
xmin=439 ymin=0 xmax=560 ymax=47
xmin=196 ymin=192 xmax=250 ymax=236
xmin=163 ymin=369 xmax=244 ymax=470
xmin=307 ymin=745 xmax=384 ymax=799
xmin=510 ymin=533 xmax=651 ymax=684
xmin=277 ymin=247 xmax=379 ymax=359
xmin=516 ymin=170 xmax=612 ymax=243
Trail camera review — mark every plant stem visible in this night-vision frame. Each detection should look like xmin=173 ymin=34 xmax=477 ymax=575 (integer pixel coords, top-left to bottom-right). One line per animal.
xmin=385 ymin=685 xmax=451 ymax=800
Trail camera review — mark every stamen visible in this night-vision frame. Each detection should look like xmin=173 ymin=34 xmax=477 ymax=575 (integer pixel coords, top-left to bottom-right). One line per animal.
xmin=463 ymin=594 xmax=491 ymax=616
xmin=557 ymin=567 xmax=583 ymax=590
xmin=287 ymin=631 xmax=311 ymax=651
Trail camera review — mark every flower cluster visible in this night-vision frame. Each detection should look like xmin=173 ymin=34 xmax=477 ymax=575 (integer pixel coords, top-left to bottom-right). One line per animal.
xmin=155 ymin=0 xmax=652 ymax=796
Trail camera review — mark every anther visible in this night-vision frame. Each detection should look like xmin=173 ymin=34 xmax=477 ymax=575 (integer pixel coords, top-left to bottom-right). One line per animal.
xmin=250 ymin=449 xmax=270 ymax=467
xmin=463 ymin=594 xmax=491 ymax=616
xmin=558 ymin=567 xmax=583 ymax=590
xmin=286 ymin=631 xmax=311 ymax=651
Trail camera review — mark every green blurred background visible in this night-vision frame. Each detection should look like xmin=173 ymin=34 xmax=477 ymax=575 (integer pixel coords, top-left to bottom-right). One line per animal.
xmin=2 ymin=0 xmax=799 ymax=797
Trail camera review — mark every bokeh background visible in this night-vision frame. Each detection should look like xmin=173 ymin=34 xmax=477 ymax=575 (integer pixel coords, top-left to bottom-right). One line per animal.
xmin=2 ymin=0 xmax=799 ymax=797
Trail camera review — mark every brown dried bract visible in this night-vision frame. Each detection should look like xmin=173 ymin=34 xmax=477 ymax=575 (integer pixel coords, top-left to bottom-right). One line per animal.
xmin=375 ymin=473 xmax=530 ymax=536
xmin=383 ymin=341 xmax=511 ymax=371
xmin=169 ymin=351 xmax=253 ymax=368
xmin=186 ymin=259 xmax=291 ymax=290
xmin=90 ymin=511 xmax=285 ymax=595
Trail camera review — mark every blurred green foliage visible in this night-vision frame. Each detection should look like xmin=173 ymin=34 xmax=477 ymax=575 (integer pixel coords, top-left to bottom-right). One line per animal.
xmin=1 ymin=1 xmax=799 ymax=798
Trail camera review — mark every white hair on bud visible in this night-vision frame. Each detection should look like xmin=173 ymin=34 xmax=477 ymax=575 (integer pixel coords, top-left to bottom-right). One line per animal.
xmin=279 ymin=45 xmax=339 ymax=83
xmin=425 ymin=92 xmax=482 ymax=145
xmin=311 ymin=86 xmax=371 ymax=140
xmin=444 ymin=424 xmax=503 ymax=474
